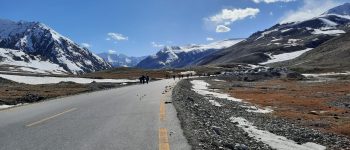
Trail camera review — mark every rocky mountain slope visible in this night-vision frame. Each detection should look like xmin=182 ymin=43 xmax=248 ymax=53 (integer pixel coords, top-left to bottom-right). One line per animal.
xmin=198 ymin=3 xmax=350 ymax=66
xmin=136 ymin=39 xmax=243 ymax=69
xmin=0 ymin=19 xmax=111 ymax=74
xmin=272 ymin=31 xmax=350 ymax=72
xmin=98 ymin=53 xmax=146 ymax=67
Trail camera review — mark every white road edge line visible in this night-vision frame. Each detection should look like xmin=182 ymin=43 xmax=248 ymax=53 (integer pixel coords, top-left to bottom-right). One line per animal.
xmin=26 ymin=108 xmax=77 ymax=127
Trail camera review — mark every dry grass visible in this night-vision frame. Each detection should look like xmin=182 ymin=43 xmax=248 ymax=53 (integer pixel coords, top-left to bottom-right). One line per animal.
xmin=228 ymin=79 xmax=350 ymax=137
xmin=0 ymin=83 xmax=88 ymax=103
xmin=0 ymin=78 xmax=124 ymax=105
xmin=80 ymin=66 xmax=226 ymax=80
xmin=80 ymin=67 xmax=181 ymax=79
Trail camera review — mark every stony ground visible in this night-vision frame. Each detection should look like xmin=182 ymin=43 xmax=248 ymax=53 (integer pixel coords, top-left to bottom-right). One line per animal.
xmin=172 ymin=78 xmax=350 ymax=150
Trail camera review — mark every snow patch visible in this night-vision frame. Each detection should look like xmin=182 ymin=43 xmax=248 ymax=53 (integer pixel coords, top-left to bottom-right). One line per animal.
xmin=256 ymin=29 xmax=279 ymax=40
xmin=213 ymin=79 xmax=225 ymax=82
xmin=191 ymin=80 xmax=242 ymax=102
xmin=179 ymin=71 xmax=196 ymax=75
xmin=318 ymin=18 xmax=338 ymax=26
xmin=0 ymin=104 xmax=23 ymax=110
xmin=209 ymin=100 xmax=222 ymax=107
xmin=0 ymin=74 xmax=138 ymax=85
xmin=0 ymin=48 xmax=67 ymax=74
xmin=271 ymin=38 xmax=282 ymax=42
xmin=230 ymin=117 xmax=326 ymax=150
xmin=0 ymin=105 xmax=15 ymax=109
xmin=57 ymin=56 xmax=84 ymax=73
xmin=312 ymin=29 xmax=345 ymax=35
xmin=284 ymin=39 xmax=302 ymax=47
xmin=241 ymin=105 xmax=273 ymax=113
xmin=281 ymin=28 xmax=293 ymax=33
xmin=260 ymin=48 xmax=313 ymax=65
xmin=303 ymin=72 xmax=350 ymax=77
xmin=178 ymin=39 xmax=243 ymax=53
xmin=191 ymin=80 xmax=273 ymax=113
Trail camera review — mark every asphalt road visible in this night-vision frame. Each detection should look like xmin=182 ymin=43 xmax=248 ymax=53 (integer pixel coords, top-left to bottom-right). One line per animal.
xmin=0 ymin=79 xmax=190 ymax=150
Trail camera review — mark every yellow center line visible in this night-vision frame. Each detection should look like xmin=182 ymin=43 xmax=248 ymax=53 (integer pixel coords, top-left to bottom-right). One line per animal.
xmin=159 ymin=128 xmax=170 ymax=150
xmin=26 ymin=108 xmax=77 ymax=127
xmin=160 ymin=101 xmax=166 ymax=122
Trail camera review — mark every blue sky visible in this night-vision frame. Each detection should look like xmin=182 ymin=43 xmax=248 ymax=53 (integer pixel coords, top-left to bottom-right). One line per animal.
xmin=0 ymin=0 xmax=349 ymax=56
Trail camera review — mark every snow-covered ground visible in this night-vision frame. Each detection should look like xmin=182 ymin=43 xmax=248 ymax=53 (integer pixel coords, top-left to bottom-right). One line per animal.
xmin=256 ymin=29 xmax=279 ymax=40
xmin=176 ymin=39 xmax=243 ymax=53
xmin=191 ymin=80 xmax=273 ymax=113
xmin=312 ymin=29 xmax=345 ymax=35
xmin=209 ymin=100 xmax=222 ymax=107
xmin=241 ymin=105 xmax=274 ymax=114
xmin=230 ymin=117 xmax=326 ymax=150
xmin=179 ymin=71 xmax=196 ymax=75
xmin=260 ymin=48 xmax=313 ymax=65
xmin=212 ymin=79 xmax=225 ymax=82
xmin=0 ymin=104 xmax=23 ymax=110
xmin=191 ymin=80 xmax=242 ymax=102
xmin=0 ymin=48 xmax=68 ymax=74
xmin=303 ymin=72 xmax=350 ymax=77
xmin=0 ymin=74 xmax=138 ymax=85
xmin=0 ymin=105 xmax=15 ymax=109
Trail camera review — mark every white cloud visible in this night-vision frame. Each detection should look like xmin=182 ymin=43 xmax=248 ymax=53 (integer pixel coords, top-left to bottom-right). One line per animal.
xmin=81 ymin=43 xmax=91 ymax=48
xmin=107 ymin=33 xmax=128 ymax=41
xmin=206 ymin=37 xmax=214 ymax=41
xmin=151 ymin=42 xmax=164 ymax=48
xmin=216 ymin=25 xmax=231 ymax=33
xmin=280 ymin=0 xmax=341 ymax=24
xmin=252 ymin=0 xmax=295 ymax=3
xmin=108 ymin=49 xmax=117 ymax=54
xmin=207 ymin=8 xmax=260 ymax=25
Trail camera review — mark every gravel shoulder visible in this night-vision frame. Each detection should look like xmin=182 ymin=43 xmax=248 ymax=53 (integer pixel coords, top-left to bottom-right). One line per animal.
xmin=172 ymin=78 xmax=350 ymax=150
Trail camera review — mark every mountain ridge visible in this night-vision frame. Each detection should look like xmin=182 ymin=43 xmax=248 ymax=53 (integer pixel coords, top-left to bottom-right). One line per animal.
xmin=197 ymin=3 xmax=350 ymax=67
xmin=136 ymin=39 xmax=244 ymax=69
xmin=0 ymin=19 xmax=111 ymax=74
xmin=98 ymin=52 xmax=146 ymax=67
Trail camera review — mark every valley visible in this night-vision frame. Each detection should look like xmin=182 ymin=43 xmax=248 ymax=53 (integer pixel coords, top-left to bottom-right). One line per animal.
xmin=1 ymin=1 xmax=350 ymax=150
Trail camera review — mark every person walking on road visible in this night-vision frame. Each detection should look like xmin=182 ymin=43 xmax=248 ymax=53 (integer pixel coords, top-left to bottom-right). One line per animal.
xmin=173 ymin=75 xmax=176 ymax=80
xmin=139 ymin=75 xmax=146 ymax=84
xmin=146 ymin=76 xmax=150 ymax=84
xmin=139 ymin=76 xmax=143 ymax=84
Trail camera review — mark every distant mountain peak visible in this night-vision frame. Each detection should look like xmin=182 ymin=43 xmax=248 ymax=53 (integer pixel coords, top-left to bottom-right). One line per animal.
xmin=98 ymin=52 xmax=146 ymax=67
xmin=136 ymin=39 xmax=243 ymax=69
xmin=323 ymin=3 xmax=350 ymax=16
xmin=162 ymin=46 xmax=182 ymax=52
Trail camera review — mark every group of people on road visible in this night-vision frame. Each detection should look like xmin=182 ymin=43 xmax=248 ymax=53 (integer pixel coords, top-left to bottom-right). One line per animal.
xmin=139 ymin=75 xmax=150 ymax=84
xmin=172 ymin=73 xmax=192 ymax=80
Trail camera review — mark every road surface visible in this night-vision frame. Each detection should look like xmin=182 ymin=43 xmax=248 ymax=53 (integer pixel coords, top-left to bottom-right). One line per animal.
xmin=0 ymin=79 xmax=190 ymax=150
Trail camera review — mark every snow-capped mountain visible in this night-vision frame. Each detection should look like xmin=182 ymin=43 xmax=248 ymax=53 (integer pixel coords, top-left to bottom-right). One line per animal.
xmin=323 ymin=3 xmax=350 ymax=16
xmin=0 ymin=19 xmax=111 ymax=74
xmin=273 ymin=31 xmax=350 ymax=72
xmin=199 ymin=3 xmax=350 ymax=66
xmin=98 ymin=53 xmax=146 ymax=67
xmin=136 ymin=39 xmax=243 ymax=69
